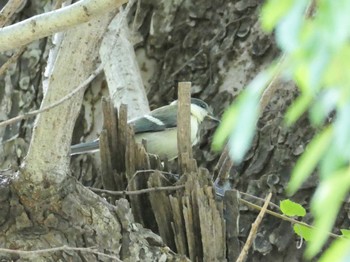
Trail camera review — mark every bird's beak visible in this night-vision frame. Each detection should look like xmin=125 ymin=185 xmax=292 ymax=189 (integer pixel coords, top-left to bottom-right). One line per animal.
xmin=206 ymin=114 xmax=221 ymax=123
xmin=206 ymin=109 xmax=221 ymax=123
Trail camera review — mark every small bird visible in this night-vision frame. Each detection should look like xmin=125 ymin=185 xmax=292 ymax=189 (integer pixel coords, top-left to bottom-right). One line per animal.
xmin=70 ymin=98 xmax=219 ymax=160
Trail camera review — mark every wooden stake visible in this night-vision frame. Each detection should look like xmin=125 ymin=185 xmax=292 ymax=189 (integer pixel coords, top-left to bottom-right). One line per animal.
xmin=177 ymin=82 xmax=192 ymax=172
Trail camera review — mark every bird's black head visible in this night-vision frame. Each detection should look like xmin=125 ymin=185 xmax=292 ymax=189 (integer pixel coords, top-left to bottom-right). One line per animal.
xmin=190 ymin=98 xmax=220 ymax=123
xmin=190 ymin=98 xmax=209 ymax=110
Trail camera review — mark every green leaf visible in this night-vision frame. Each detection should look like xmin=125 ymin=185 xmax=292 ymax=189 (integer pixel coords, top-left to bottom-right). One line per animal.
xmin=319 ymin=145 xmax=347 ymax=179
xmin=227 ymin=94 xmax=259 ymax=163
xmin=293 ymin=224 xmax=313 ymax=241
xmin=334 ymin=104 xmax=350 ymax=159
xmin=261 ymin=0 xmax=294 ymax=32
xmin=309 ymin=89 xmax=339 ymax=126
xmin=212 ymin=69 xmax=273 ymax=161
xmin=226 ymin=70 xmax=274 ymax=162
xmin=285 ymin=94 xmax=312 ymax=126
xmin=287 ymin=126 xmax=333 ymax=195
xmin=306 ymin=167 xmax=350 ymax=258
xmin=280 ymin=199 xmax=306 ymax=217
xmin=325 ymin=46 xmax=350 ymax=88
xmin=212 ymin=104 xmax=237 ymax=151
xmin=294 ymin=56 xmax=312 ymax=94
xmin=307 ymin=45 xmax=330 ymax=92
xmin=275 ymin=0 xmax=309 ymax=53
xmin=340 ymin=229 xmax=350 ymax=239
xmin=319 ymin=238 xmax=350 ymax=262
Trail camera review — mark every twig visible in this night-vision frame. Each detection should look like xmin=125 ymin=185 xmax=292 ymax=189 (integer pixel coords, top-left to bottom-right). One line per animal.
xmin=215 ymin=55 xmax=286 ymax=189
xmin=171 ymin=49 xmax=204 ymax=77
xmin=214 ymin=148 xmax=233 ymax=186
xmin=131 ymin=0 xmax=141 ymax=32
xmin=0 ymin=0 xmax=26 ymax=27
xmin=238 ymin=190 xmax=280 ymax=210
xmin=238 ymin=197 xmax=340 ymax=239
xmin=236 ymin=192 xmax=272 ymax=262
xmin=305 ymin=0 xmax=317 ymax=18
xmin=0 ymin=0 xmax=128 ymax=52
xmin=259 ymin=55 xmax=286 ymax=111
xmin=126 ymin=169 xmax=174 ymax=190
xmin=89 ymin=184 xmax=185 ymax=196
xmin=0 ymin=46 xmax=26 ymax=77
xmin=0 ymin=245 xmax=121 ymax=261
xmin=53 ymin=0 xmax=64 ymax=10
xmin=0 ymin=63 xmax=103 ymax=129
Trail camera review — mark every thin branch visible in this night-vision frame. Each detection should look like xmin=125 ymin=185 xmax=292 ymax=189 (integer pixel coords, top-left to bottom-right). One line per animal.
xmin=131 ymin=0 xmax=141 ymax=32
xmin=53 ymin=0 xmax=64 ymax=10
xmin=259 ymin=55 xmax=286 ymax=111
xmin=215 ymin=56 xmax=287 ymax=184
xmin=126 ymin=169 xmax=175 ymax=190
xmin=237 ymin=192 xmax=272 ymax=262
xmin=100 ymin=0 xmax=148 ymax=118
xmin=94 ymin=172 xmax=340 ymax=242
xmin=0 ymin=46 xmax=26 ymax=77
xmin=238 ymin=197 xmax=340 ymax=239
xmin=0 ymin=64 xmax=103 ymax=129
xmin=215 ymin=0 xmax=316 ymax=190
xmin=0 ymin=0 xmax=26 ymax=27
xmin=260 ymin=0 xmax=317 ymax=112
xmin=238 ymin=190 xmax=280 ymax=210
xmin=0 ymin=0 xmax=128 ymax=52
xmin=89 ymin=184 xmax=185 ymax=196
xmin=214 ymin=148 xmax=233 ymax=187
xmin=0 ymin=245 xmax=121 ymax=261
xmin=305 ymin=0 xmax=317 ymax=18
xmin=90 ymin=179 xmax=341 ymax=241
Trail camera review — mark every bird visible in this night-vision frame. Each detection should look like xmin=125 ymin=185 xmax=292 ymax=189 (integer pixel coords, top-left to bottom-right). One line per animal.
xmin=70 ymin=98 xmax=219 ymax=160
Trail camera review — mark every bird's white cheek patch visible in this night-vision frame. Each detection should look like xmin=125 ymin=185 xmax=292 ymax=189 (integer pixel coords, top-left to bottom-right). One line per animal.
xmin=191 ymin=116 xmax=200 ymax=145
xmin=191 ymin=105 xmax=208 ymax=122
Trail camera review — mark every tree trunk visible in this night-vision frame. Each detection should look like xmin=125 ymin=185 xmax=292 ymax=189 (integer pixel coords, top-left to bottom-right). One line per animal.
xmin=1 ymin=0 xmax=341 ymax=261
xmin=0 ymin=1 xmax=184 ymax=261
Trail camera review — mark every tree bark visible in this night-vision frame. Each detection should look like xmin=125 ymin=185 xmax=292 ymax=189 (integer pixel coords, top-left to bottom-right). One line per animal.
xmin=1 ymin=0 xmax=344 ymax=261
xmin=0 ymin=1 xmax=184 ymax=261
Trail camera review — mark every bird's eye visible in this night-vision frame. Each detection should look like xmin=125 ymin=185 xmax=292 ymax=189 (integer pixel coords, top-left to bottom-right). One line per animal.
xmin=200 ymin=103 xmax=207 ymax=109
xmin=191 ymin=98 xmax=208 ymax=109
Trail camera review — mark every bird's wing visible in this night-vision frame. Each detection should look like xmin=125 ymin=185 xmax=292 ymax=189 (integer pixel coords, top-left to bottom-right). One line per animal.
xmin=149 ymin=104 xmax=178 ymax=128
xmin=71 ymin=140 xmax=99 ymax=155
xmin=130 ymin=104 xmax=178 ymax=133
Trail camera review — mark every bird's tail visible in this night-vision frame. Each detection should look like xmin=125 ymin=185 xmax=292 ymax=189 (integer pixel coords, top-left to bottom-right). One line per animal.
xmin=70 ymin=140 xmax=99 ymax=155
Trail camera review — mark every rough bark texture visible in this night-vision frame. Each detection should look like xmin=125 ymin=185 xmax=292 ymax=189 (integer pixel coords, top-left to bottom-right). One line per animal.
xmin=71 ymin=0 xmax=342 ymax=260
xmin=0 ymin=0 xmax=346 ymax=261
xmin=95 ymin=99 xmax=225 ymax=261
xmin=0 ymin=171 xmax=182 ymax=261
xmin=0 ymin=1 xmax=186 ymax=261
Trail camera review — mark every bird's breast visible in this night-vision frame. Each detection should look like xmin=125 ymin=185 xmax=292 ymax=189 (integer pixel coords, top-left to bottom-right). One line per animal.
xmin=135 ymin=128 xmax=178 ymax=160
xmin=134 ymin=117 xmax=200 ymax=160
